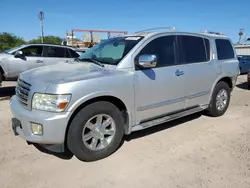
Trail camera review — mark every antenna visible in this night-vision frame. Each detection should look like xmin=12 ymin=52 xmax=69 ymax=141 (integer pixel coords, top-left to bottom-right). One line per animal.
xmin=135 ymin=27 xmax=176 ymax=33
xmin=38 ymin=10 xmax=44 ymax=43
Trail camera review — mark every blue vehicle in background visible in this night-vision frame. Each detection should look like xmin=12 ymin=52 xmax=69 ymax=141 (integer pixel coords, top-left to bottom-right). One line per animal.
xmin=237 ymin=55 xmax=250 ymax=74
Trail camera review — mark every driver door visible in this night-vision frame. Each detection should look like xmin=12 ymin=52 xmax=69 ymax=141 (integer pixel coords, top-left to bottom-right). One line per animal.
xmin=8 ymin=45 xmax=44 ymax=77
xmin=135 ymin=35 xmax=186 ymax=123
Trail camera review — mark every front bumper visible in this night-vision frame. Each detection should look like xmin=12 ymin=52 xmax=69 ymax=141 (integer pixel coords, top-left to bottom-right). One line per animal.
xmin=10 ymin=96 xmax=70 ymax=145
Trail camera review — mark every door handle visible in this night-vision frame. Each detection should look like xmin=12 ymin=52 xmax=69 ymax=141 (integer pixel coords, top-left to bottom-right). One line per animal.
xmin=36 ymin=60 xmax=43 ymax=63
xmin=175 ymin=69 xmax=184 ymax=76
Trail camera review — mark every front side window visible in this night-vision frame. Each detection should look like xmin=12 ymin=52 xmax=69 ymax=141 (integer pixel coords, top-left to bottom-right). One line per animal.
xmin=178 ymin=35 xmax=209 ymax=64
xmin=22 ymin=46 xmax=43 ymax=57
xmin=215 ymin=39 xmax=235 ymax=60
xmin=137 ymin=35 xmax=177 ymax=67
xmin=80 ymin=36 xmax=144 ymax=65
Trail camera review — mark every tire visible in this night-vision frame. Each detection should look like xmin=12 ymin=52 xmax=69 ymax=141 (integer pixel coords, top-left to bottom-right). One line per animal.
xmin=67 ymin=101 xmax=125 ymax=162
xmin=205 ymin=81 xmax=231 ymax=117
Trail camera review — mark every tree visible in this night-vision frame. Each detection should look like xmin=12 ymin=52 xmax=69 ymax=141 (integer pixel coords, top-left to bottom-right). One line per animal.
xmin=0 ymin=32 xmax=26 ymax=52
xmin=29 ymin=35 xmax=62 ymax=45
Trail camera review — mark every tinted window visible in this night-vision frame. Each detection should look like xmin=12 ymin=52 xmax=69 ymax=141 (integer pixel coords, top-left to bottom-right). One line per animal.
xmin=65 ymin=49 xmax=71 ymax=58
xmin=215 ymin=39 xmax=235 ymax=60
xmin=47 ymin=47 xmax=65 ymax=57
xmin=179 ymin=35 xmax=208 ymax=64
xmin=138 ymin=36 xmax=176 ymax=67
xmin=22 ymin=46 xmax=43 ymax=57
xmin=69 ymin=49 xmax=80 ymax=58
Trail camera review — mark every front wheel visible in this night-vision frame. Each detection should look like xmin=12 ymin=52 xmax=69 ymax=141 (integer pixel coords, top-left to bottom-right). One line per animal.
xmin=205 ymin=81 xmax=230 ymax=117
xmin=67 ymin=101 xmax=125 ymax=162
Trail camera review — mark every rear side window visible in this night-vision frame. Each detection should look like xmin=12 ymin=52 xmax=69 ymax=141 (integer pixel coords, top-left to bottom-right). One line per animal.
xmin=215 ymin=39 xmax=235 ymax=60
xmin=178 ymin=35 xmax=209 ymax=64
xmin=65 ymin=49 xmax=71 ymax=58
xmin=47 ymin=47 xmax=65 ymax=57
xmin=68 ymin=49 xmax=80 ymax=58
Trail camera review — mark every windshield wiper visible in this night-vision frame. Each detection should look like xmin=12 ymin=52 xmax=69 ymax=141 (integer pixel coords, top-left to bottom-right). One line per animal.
xmin=76 ymin=58 xmax=104 ymax=67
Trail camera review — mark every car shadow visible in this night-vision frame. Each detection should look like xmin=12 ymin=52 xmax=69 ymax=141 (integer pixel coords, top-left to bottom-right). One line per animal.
xmin=236 ymin=82 xmax=249 ymax=90
xmin=32 ymin=143 xmax=74 ymax=160
xmin=0 ymin=86 xmax=16 ymax=98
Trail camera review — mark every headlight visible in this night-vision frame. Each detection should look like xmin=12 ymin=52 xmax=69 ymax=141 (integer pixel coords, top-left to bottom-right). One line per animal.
xmin=32 ymin=93 xmax=71 ymax=112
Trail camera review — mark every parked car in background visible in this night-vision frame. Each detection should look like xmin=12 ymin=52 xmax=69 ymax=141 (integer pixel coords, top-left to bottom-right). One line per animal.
xmin=237 ymin=55 xmax=250 ymax=74
xmin=10 ymin=30 xmax=239 ymax=162
xmin=0 ymin=44 xmax=80 ymax=85
xmin=74 ymin=47 xmax=88 ymax=56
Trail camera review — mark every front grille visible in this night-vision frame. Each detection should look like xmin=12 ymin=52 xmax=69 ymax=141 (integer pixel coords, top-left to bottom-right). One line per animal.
xmin=16 ymin=79 xmax=31 ymax=107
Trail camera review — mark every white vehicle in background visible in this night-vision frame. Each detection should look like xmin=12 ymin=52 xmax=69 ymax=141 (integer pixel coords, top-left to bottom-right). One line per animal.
xmin=0 ymin=43 xmax=79 ymax=85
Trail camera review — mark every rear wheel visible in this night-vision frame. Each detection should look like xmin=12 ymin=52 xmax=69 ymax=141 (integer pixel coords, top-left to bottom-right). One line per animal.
xmin=205 ymin=81 xmax=230 ymax=117
xmin=67 ymin=101 xmax=125 ymax=162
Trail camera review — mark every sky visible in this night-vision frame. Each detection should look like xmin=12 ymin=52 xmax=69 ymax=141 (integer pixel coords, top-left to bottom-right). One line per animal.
xmin=0 ymin=0 xmax=250 ymax=43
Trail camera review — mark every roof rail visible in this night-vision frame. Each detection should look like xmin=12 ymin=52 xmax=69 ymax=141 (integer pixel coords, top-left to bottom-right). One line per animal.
xmin=201 ymin=30 xmax=224 ymax=36
xmin=135 ymin=27 xmax=176 ymax=33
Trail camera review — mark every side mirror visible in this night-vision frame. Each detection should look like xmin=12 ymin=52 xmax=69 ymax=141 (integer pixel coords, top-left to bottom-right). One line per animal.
xmin=14 ymin=50 xmax=24 ymax=58
xmin=138 ymin=54 xmax=157 ymax=68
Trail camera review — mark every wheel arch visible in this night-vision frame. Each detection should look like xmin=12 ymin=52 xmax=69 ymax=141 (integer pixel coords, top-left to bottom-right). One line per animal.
xmin=209 ymin=76 xmax=233 ymax=103
xmin=0 ymin=65 xmax=5 ymax=81
xmin=0 ymin=65 xmax=5 ymax=75
xmin=64 ymin=95 xmax=131 ymax=144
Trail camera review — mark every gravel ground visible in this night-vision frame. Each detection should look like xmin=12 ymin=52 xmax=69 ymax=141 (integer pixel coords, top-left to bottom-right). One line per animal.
xmin=0 ymin=76 xmax=250 ymax=188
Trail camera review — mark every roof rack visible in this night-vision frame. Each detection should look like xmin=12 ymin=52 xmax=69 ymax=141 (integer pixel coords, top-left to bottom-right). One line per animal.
xmin=135 ymin=27 xmax=176 ymax=33
xmin=201 ymin=30 xmax=224 ymax=36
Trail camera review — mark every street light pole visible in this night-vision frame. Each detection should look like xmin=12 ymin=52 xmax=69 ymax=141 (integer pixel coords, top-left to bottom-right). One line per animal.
xmin=38 ymin=10 xmax=44 ymax=43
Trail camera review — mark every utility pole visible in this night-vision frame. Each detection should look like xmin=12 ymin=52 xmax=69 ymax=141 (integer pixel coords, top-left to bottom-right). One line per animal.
xmin=38 ymin=10 xmax=44 ymax=43
xmin=238 ymin=28 xmax=244 ymax=45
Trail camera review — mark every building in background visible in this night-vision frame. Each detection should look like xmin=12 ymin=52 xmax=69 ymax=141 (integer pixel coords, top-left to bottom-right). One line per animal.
xmin=235 ymin=44 xmax=250 ymax=55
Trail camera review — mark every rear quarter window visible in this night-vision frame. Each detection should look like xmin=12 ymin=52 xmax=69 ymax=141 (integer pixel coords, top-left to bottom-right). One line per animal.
xmin=215 ymin=39 xmax=235 ymax=60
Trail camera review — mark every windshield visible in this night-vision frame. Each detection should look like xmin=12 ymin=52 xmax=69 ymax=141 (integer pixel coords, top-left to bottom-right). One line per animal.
xmin=79 ymin=36 xmax=144 ymax=65
xmin=4 ymin=44 xmax=26 ymax=54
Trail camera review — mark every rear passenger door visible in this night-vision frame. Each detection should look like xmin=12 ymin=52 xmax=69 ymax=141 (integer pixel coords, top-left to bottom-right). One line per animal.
xmin=177 ymin=35 xmax=217 ymax=108
xmin=43 ymin=46 xmax=78 ymax=66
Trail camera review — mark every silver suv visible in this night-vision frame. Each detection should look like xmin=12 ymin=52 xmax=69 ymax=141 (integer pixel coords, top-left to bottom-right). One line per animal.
xmin=10 ymin=29 xmax=239 ymax=162
xmin=0 ymin=44 xmax=79 ymax=85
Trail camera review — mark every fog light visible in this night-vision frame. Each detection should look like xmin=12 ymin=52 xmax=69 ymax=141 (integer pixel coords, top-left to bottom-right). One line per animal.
xmin=31 ymin=123 xmax=43 ymax=135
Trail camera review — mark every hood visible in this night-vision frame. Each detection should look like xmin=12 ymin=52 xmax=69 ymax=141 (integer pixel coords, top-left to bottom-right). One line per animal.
xmin=20 ymin=62 xmax=117 ymax=84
